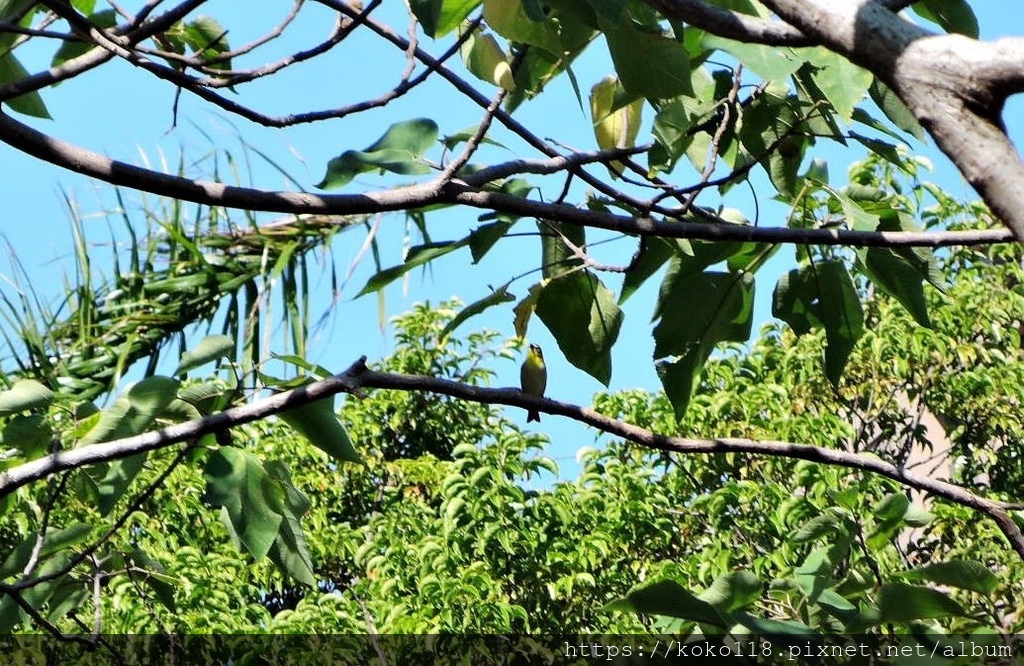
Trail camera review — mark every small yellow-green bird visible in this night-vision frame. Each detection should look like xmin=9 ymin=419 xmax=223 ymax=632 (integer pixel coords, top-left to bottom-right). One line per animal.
xmin=520 ymin=343 xmax=547 ymax=422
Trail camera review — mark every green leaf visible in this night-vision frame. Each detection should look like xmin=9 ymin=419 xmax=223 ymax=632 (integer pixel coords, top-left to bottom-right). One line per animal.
xmin=905 ymin=560 xmax=998 ymax=595
xmin=45 ymin=581 xmax=88 ymax=625
xmin=72 ymin=0 xmax=97 ymax=14
xmin=484 ymin=0 xmax=560 ymax=53
xmin=521 ymin=0 xmax=549 ymax=21
xmin=278 ymin=393 xmax=361 ymax=464
xmin=794 ymin=549 xmax=857 ymax=621
xmin=791 ymin=512 xmax=844 ymax=543
xmin=737 ymin=92 xmax=806 ymax=200
xmin=803 ymin=47 xmax=871 ymax=123
xmin=0 ymin=53 xmax=51 ymax=118
xmin=851 ymin=107 xmax=913 ymax=145
xmin=656 ymin=350 xmax=709 ymax=420
xmin=604 ymin=579 xmax=729 ymax=627
xmin=815 ymin=588 xmax=857 ymax=616
xmin=439 ymin=284 xmax=515 ymax=342
xmin=2 ymin=414 xmax=52 ymax=458
xmin=356 ymin=240 xmax=467 ymax=297
xmin=128 ymin=548 xmax=178 ymax=611
xmin=469 ymin=221 xmax=512 ymax=263
xmin=771 ymin=261 xmax=864 ymax=385
xmin=650 ymin=99 xmax=694 ymax=174
xmin=264 ymin=461 xmax=316 ymax=585
xmin=698 ymin=570 xmax=762 ymax=612
xmin=443 ymin=125 xmax=508 ymax=151
xmin=317 ymin=118 xmax=439 ymax=189
xmin=410 ymin=0 xmax=482 ymax=37
xmin=183 ymin=16 xmax=232 ymax=69
xmin=653 ymin=266 xmax=753 ymax=418
xmin=602 ymin=22 xmax=692 ymax=99
xmin=1 ymin=0 xmax=41 ymax=21
xmin=550 ymin=0 xmax=599 ymax=27
xmin=849 ymin=131 xmax=904 ymax=170
xmin=869 ymin=78 xmax=925 ymax=141
xmin=483 ymin=177 xmax=535 ymax=224
xmin=733 ymin=612 xmax=819 ymax=641
xmin=540 ymin=219 xmax=586 ymax=280
xmin=874 ymin=492 xmax=911 ymax=521
xmin=79 ymin=376 xmax=180 ymax=514
xmin=654 ymin=268 xmax=754 ymax=359
xmin=154 ymin=15 xmax=233 ymax=76
xmin=702 ymin=34 xmax=804 ymax=82
xmin=177 ymin=381 xmax=228 ymax=414
xmin=80 ymin=376 xmax=180 ymax=445
xmin=0 ymin=379 xmax=53 ymax=415
xmin=175 ymin=334 xmax=234 ymax=374
xmin=903 ymin=504 xmax=934 ymax=527
xmin=856 ymin=214 xmax=943 ymax=327
xmin=203 ymin=448 xmax=284 ymax=561
xmin=878 ymin=583 xmax=965 ymax=622
xmin=0 ymin=524 xmax=94 ymax=580
xmin=727 ymin=241 xmax=776 ymax=272
xmin=0 ymin=551 xmax=73 ymax=630
xmin=867 ymin=493 xmax=911 ymax=549
xmin=504 ymin=48 xmax=557 ymax=111
xmin=912 ymin=0 xmax=979 ymax=38
xmin=535 ymin=271 xmax=622 ymax=386
xmin=620 ymin=238 xmax=690 ymax=304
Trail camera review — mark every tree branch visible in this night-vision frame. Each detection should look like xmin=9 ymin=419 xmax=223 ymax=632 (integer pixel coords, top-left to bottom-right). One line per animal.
xmin=0 ymin=109 xmax=1009 ymax=248
xmin=644 ymin=0 xmax=811 ymax=46
xmin=757 ymin=0 xmax=1024 ymax=241
xmin=2 ymin=358 xmax=1021 ymax=558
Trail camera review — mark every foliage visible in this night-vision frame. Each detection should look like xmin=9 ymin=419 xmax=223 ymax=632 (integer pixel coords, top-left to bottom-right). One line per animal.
xmin=0 ymin=0 xmax=1007 ymax=419
xmin=2 ymin=251 xmax=1023 ymax=652
xmin=0 ymin=0 xmax=1022 ymax=655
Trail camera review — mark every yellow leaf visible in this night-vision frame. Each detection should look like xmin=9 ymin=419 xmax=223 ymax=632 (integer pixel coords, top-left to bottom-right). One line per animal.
xmin=461 ymin=29 xmax=515 ymax=91
xmin=589 ymin=76 xmax=643 ymax=175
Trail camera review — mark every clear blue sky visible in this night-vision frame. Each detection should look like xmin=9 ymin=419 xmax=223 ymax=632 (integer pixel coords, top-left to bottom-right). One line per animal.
xmin=0 ymin=4 xmax=1017 ymax=476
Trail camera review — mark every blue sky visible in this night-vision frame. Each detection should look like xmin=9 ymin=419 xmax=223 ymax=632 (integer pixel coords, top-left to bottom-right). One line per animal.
xmin=0 ymin=3 xmax=1017 ymax=476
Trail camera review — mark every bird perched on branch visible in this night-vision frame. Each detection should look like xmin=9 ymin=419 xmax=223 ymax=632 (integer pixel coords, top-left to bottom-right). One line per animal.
xmin=520 ymin=343 xmax=547 ymax=422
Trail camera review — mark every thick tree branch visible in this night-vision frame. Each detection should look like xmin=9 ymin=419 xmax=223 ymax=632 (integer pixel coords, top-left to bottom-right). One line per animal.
xmin=757 ymin=0 xmax=1024 ymax=241
xmin=972 ymin=37 xmax=1024 ymax=91
xmin=0 ymin=109 xmax=1009 ymax=248
xmin=639 ymin=0 xmax=913 ymax=48
xmin=1 ymin=359 xmax=1021 ymax=558
xmin=645 ymin=0 xmax=810 ymax=46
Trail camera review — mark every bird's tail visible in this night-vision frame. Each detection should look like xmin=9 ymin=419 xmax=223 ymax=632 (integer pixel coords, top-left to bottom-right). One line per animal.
xmin=527 ymin=409 xmax=540 ymax=423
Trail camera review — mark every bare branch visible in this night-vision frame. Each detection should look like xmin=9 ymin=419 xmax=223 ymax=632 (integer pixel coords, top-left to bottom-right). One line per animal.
xmin=1 ymin=357 xmax=1021 ymax=558
xmin=0 ymin=0 xmax=209 ymax=100
xmin=459 ymin=147 xmax=649 ymax=185
xmin=0 ymin=109 xmax=1009 ymax=248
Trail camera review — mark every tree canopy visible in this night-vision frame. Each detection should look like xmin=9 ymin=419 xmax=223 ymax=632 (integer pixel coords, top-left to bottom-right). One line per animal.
xmin=1 ymin=0 xmax=1023 ymax=660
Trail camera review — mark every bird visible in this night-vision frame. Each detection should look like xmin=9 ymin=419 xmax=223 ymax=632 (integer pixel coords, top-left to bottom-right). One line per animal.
xmin=520 ymin=343 xmax=547 ymax=423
